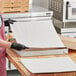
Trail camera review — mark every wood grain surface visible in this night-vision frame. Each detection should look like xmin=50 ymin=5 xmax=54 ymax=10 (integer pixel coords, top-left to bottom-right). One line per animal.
xmin=6 ymin=35 xmax=76 ymax=76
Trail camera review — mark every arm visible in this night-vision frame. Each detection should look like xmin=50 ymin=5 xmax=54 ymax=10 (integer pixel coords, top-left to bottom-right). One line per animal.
xmin=0 ymin=39 xmax=29 ymax=51
xmin=0 ymin=39 xmax=11 ymax=48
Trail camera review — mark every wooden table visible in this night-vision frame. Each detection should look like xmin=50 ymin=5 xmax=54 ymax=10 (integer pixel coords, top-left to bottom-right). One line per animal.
xmin=6 ymin=35 xmax=76 ymax=76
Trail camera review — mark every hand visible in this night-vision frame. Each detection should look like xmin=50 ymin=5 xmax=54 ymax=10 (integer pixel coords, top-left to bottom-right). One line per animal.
xmin=10 ymin=43 xmax=29 ymax=51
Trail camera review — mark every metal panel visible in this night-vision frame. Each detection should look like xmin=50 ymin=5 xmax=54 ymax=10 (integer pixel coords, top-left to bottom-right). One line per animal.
xmin=49 ymin=0 xmax=63 ymax=21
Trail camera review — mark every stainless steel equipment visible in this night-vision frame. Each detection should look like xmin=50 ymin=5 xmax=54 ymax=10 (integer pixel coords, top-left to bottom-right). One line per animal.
xmin=49 ymin=0 xmax=63 ymax=21
xmin=66 ymin=1 xmax=76 ymax=20
xmin=49 ymin=0 xmax=76 ymax=28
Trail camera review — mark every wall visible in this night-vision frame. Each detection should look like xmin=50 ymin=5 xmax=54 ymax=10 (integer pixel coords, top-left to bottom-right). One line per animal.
xmin=32 ymin=0 xmax=49 ymax=9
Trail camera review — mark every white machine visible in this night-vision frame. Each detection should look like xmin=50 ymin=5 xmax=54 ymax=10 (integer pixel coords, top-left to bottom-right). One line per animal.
xmin=61 ymin=28 xmax=76 ymax=37
xmin=49 ymin=0 xmax=76 ymax=37
xmin=49 ymin=0 xmax=76 ymax=26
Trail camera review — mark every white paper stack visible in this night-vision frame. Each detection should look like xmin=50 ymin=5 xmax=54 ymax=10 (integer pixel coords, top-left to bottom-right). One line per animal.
xmin=21 ymin=57 xmax=76 ymax=73
xmin=10 ymin=17 xmax=68 ymax=56
xmin=11 ymin=20 xmax=65 ymax=48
